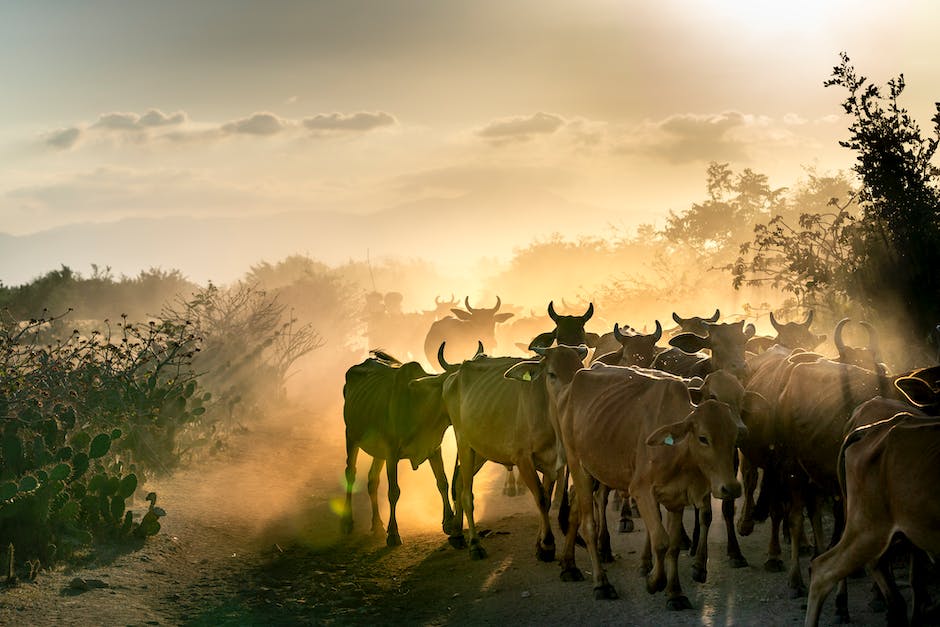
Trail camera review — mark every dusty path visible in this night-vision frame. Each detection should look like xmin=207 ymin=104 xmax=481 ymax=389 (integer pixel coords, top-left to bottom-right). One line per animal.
xmin=0 ymin=403 xmax=907 ymax=626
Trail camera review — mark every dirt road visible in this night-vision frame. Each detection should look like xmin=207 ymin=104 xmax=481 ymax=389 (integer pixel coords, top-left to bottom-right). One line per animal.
xmin=0 ymin=405 xmax=898 ymax=626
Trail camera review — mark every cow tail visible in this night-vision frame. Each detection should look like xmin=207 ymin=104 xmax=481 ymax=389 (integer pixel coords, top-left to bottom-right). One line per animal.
xmin=558 ymin=466 xmax=571 ymax=535
xmin=451 ymin=459 xmax=461 ymax=504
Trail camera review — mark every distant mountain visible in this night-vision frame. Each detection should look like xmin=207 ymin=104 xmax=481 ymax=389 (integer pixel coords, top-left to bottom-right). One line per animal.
xmin=0 ymin=188 xmax=623 ymax=286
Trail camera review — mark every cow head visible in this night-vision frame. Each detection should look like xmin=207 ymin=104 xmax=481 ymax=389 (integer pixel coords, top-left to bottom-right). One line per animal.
xmin=768 ymin=310 xmax=826 ymax=350
xmin=527 ymin=301 xmax=598 ymax=351
xmin=669 ymin=320 xmax=755 ymax=380
xmin=834 ymin=318 xmax=886 ymax=375
xmin=646 ymin=398 xmax=742 ymax=500
xmin=431 ymin=294 xmax=459 ymax=319
xmin=503 ymin=344 xmax=589 ymax=405
xmin=671 ymin=309 xmax=721 ymax=336
xmin=895 ymin=365 xmax=940 ymax=410
xmin=609 ymin=321 xmax=662 ymax=367
xmin=689 ymin=370 xmax=771 ymax=445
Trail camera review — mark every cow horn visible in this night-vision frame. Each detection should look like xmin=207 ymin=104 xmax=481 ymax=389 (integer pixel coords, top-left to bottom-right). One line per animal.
xmin=582 ymin=302 xmax=594 ymax=322
xmin=437 ymin=341 xmax=453 ymax=371
xmin=492 ymin=295 xmax=502 ymax=312
xmin=465 ymin=296 xmax=476 ymax=314
xmin=474 ymin=341 xmax=484 ymax=358
xmin=614 ymin=322 xmax=626 ymax=343
xmin=548 ymin=301 xmax=560 ymax=322
xmin=860 ymin=321 xmax=881 ymax=358
xmin=770 ymin=311 xmax=782 ymax=333
xmin=834 ymin=318 xmax=849 ymax=357
xmin=708 ymin=309 xmax=720 ymax=322
xmin=803 ymin=309 xmax=814 ymax=327
xmin=672 ymin=312 xmax=684 ymax=325
xmin=450 ymin=293 xmax=455 ymax=304
xmin=435 ymin=295 xmax=441 ymax=306
xmin=652 ymin=319 xmax=662 ymax=341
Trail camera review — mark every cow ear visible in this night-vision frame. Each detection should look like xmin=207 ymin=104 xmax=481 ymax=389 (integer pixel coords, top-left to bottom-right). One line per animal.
xmin=645 ymin=420 xmax=691 ymax=447
xmin=741 ymin=391 xmax=771 ymax=426
xmin=504 ymin=360 xmax=542 ymax=382
xmin=494 ymin=312 xmax=515 ymax=323
xmin=896 ymin=377 xmax=936 ymax=407
xmin=583 ymin=332 xmax=601 ymax=348
xmin=528 ymin=331 xmax=556 ymax=351
xmin=669 ymin=332 xmax=709 ymax=354
xmin=688 ymin=386 xmax=704 ymax=405
xmin=744 ymin=323 xmax=757 ymax=339
xmin=451 ymin=308 xmax=472 ymax=320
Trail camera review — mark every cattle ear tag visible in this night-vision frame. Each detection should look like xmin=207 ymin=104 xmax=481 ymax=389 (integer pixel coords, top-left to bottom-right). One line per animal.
xmin=522 ymin=371 xmax=532 ymax=381
xmin=664 ymin=434 xmax=675 ymax=446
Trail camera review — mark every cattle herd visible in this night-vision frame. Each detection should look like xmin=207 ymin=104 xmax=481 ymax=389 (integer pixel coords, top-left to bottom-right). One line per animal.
xmin=342 ymin=297 xmax=940 ymax=626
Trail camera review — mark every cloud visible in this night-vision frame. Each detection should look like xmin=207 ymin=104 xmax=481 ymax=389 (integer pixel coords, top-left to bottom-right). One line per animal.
xmin=620 ymin=111 xmax=757 ymax=163
xmin=221 ymin=112 xmax=286 ymax=135
xmin=476 ymin=112 xmax=566 ymax=144
xmin=93 ymin=109 xmax=187 ymax=131
xmin=302 ymin=111 xmax=396 ymax=133
xmin=44 ymin=127 xmax=83 ymax=150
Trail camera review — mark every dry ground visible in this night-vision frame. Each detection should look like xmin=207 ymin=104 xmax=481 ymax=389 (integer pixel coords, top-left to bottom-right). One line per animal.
xmin=0 ymin=402 xmax=917 ymax=626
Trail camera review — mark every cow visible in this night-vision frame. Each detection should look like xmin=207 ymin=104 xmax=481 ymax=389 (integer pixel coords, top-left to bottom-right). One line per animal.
xmin=526 ymin=301 xmax=600 ymax=351
xmin=833 ymin=317 xmax=886 ymax=374
xmin=443 ymin=344 xmax=588 ymax=560
xmin=525 ymin=363 xmax=741 ymax=607
xmin=423 ymin=296 xmax=514 ymax=367
xmin=745 ymin=310 xmax=826 ymax=355
xmin=593 ymin=321 xmax=664 ymax=367
xmin=805 ymin=412 xmax=940 ymax=627
xmin=341 ymin=350 xmax=455 ymax=547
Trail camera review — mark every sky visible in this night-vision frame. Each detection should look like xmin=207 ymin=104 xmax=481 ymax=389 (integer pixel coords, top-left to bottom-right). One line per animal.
xmin=1 ymin=0 xmax=938 ymax=282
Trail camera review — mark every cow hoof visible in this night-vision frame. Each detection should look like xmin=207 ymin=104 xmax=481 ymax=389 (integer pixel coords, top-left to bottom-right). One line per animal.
xmin=386 ymin=533 xmax=402 ymax=547
xmin=729 ymin=555 xmax=749 ymax=569
xmin=646 ymin=575 xmax=666 ymax=594
xmin=789 ymin=584 xmax=807 ymax=599
xmin=537 ymin=544 xmax=556 ymax=562
xmin=692 ymin=565 xmax=707 ymax=583
xmin=599 ymin=549 xmax=614 ymax=564
xmin=763 ymin=558 xmax=784 ymax=573
xmin=618 ymin=519 xmax=634 ymax=533
xmin=593 ymin=583 xmax=618 ymax=600
xmin=340 ymin=517 xmax=353 ymax=535
xmin=448 ymin=535 xmax=466 ymax=550
xmin=666 ymin=596 xmax=693 ymax=611
xmin=560 ymin=567 xmax=584 ymax=582
xmin=371 ymin=524 xmax=385 ymax=536
xmin=442 ymin=516 xmax=458 ymax=536
xmin=469 ymin=544 xmax=487 ymax=560
xmin=737 ymin=519 xmax=755 ymax=536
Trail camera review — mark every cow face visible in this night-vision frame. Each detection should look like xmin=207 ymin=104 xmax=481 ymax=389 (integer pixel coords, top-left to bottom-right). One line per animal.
xmin=503 ymin=344 xmax=589 ymax=406
xmin=670 ymin=321 xmax=755 ymax=380
xmin=646 ymin=399 xmax=742 ymax=500
xmin=672 ymin=309 xmax=720 ymax=336
xmin=612 ymin=321 xmax=662 ymax=367
xmin=769 ymin=310 xmax=826 ymax=350
xmin=694 ymin=370 xmax=752 ymax=443
xmin=834 ymin=318 xmax=885 ymax=374
xmin=528 ymin=301 xmax=597 ymax=351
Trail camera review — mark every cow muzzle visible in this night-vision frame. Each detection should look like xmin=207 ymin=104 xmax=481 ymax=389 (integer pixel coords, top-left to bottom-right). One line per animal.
xmin=715 ymin=480 xmax=742 ymax=501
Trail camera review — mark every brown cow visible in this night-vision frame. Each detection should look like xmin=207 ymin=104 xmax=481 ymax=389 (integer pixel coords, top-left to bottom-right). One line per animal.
xmin=745 ymin=310 xmax=826 ymax=355
xmin=593 ymin=321 xmax=664 ymax=367
xmin=526 ymin=363 xmax=741 ymax=607
xmin=423 ymin=296 xmax=513 ymax=366
xmin=805 ymin=413 xmax=940 ymax=627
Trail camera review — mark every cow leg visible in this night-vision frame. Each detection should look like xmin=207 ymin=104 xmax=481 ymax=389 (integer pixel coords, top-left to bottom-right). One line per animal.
xmin=690 ymin=507 xmax=701 ymax=557
xmin=571 ymin=463 xmax=617 ymax=599
xmin=367 ymin=457 xmax=385 ymax=535
xmin=503 ymin=467 xmax=517 ymax=497
xmin=787 ymin=496 xmax=808 ymax=598
xmin=595 ymin=484 xmax=614 ymax=563
xmin=665 ymin=508 xmax=693 ymax=610
xmin=635 ymin=492 xmax=667 ymax=595
xmin=640 ymin=530 xmax=652 ymax=576
xmin=448 ymin=461 xmax=466 ymax=549
xmin=692 ymin=501 xmax=711 ymax=583
xmin=723 ymin=497 xmax=748 ymax=567
xmin=806 ymin=529 xmax=888 ymax=627
xmin=458 ymin=446 xmax=487 ymax=559
xmin=427 ymin=448 xmax=456 ymax=536
xmin=910 ymin=548 xmax=932 ymax=625
xmin=342 ymin=442 xmax=359 ymax=534
xmin=765 ymin=503 xmax=785 ymax=572
xmin=515 ymin=457 xmax=556 ymax=563
xmin=737 ymin=456 xmax=758 ymax=536
xmin=384 ymin=458 xmax=402 ymax=546
xmin=558 ymin=477 xmax=584 ymax=582
xmin=869 ymin=552 xmax=907 ymax=626
xmin=618 ymin=491 xmax=635 ymax=533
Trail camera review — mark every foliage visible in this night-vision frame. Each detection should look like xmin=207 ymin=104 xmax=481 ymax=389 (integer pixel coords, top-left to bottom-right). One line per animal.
xmin=731 ymin=54 xmax=940 ymax=357
xmin=0 ymin=310 xmax=198 ymax=572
